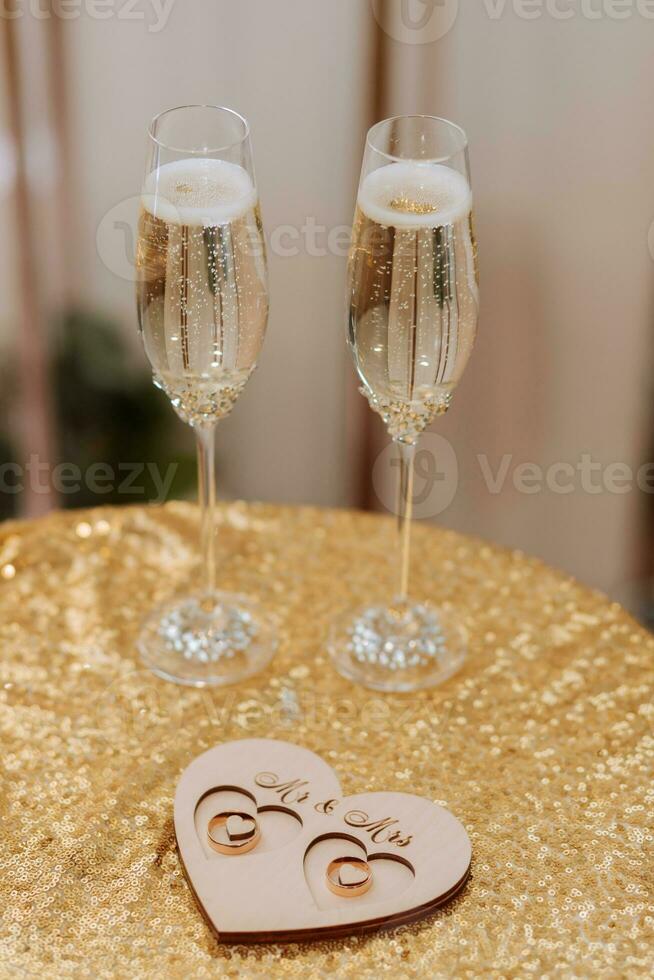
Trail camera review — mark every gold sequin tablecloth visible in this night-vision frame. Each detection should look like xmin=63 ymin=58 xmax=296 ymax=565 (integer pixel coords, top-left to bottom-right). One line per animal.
xmin=0 ymin=502 xmax=652 ymax=978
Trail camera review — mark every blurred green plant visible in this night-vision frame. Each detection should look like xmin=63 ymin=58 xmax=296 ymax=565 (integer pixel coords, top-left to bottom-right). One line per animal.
xmin=0 ymin=308 xmax=196 ymax=517
xmin=0 ymin=431 xmax=16 ymax=521
xmin=54 ymin=308 xmax=195 ymax=508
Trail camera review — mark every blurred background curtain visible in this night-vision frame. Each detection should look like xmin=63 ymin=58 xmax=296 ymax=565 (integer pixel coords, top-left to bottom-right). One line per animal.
xmin=1 ymin=2 xmax=68 ymax=514
xmin=1 ymin=0 xmax=653 ymax=595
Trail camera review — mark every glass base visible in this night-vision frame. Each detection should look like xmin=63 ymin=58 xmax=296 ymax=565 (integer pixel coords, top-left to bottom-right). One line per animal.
xmin=328 ymin=600 xmax=466 ymax=692
xmin=137 ymin=591 xmax=277 ymax=687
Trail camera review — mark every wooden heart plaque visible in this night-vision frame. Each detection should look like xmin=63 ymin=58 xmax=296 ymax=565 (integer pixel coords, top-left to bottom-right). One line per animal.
xmin=174 ymin=738 xmax=471 ymax=943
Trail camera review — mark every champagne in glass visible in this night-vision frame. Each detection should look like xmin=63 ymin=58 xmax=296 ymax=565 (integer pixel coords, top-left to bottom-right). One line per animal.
xmin=137 ymin=157 xmax=268 ymax=430
xmin=135 ymin=105 xmax=275 ymax=687
xmin=329 ymin=116 xmax=479 ymax=692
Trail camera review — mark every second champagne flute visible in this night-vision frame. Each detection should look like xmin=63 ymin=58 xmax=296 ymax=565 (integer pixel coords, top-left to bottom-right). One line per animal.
xmin=136 ymin=104 xmax=275 ymax=687
xmin=329 ymin=114 xmax=479 ymax=692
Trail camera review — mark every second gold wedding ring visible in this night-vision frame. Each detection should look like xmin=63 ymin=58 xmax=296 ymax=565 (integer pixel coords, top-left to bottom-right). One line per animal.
xmin=326 ymin=856 xmax=373 ymax=898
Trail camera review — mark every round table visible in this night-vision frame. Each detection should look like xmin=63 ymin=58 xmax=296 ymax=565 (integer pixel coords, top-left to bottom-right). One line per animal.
xmin=0 ymin=502 xmax=651 ymax=978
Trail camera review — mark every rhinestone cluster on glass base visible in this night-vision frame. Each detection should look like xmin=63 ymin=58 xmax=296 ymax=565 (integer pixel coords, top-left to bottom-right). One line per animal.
xmin=157 ymin=597 xmax=258 ymax=664
xmin=345 ymin=602 xmax=447 ymax=671
xmin=360 ymin=386 xmax=452 ymax=443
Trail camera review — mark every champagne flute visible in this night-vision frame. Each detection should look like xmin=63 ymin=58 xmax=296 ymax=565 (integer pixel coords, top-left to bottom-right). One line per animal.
xmin=135 ymin=104 xmax=275 ymax=686
xmin=329 ymin=115 xmax=479 ymax=692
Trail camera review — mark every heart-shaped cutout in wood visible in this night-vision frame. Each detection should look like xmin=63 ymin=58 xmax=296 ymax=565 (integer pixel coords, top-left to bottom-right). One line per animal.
xmin=174 ymin=738 xmax=471 ymax=943
xmin=338 ymin=861 xmax=368 ymax=887
xmin=226 ymin=814 xmax=257 ymax=842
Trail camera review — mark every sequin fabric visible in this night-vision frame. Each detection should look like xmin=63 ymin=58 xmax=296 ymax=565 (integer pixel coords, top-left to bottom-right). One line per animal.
xmin=0 ymin=502 xmax=652 ymax=978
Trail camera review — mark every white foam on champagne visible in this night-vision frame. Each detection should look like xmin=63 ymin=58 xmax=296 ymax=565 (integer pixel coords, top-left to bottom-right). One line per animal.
xmin=358 ymin=162 xmax=471 ymax=229
xmin=142 ymin=158 xmax=256 ymax=227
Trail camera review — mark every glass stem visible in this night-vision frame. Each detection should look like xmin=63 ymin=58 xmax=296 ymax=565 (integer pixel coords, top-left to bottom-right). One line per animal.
xmin=196 ymin=425 xmax=217 ymax=596
xmin=395 ymin=439 xmax=416 ymax=604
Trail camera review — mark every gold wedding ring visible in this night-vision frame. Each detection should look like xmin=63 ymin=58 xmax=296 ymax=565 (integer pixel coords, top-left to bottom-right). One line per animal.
xmin=326 ymin=856 xmax=373 ymax=898
xmin=207 ymin=811 xmax=260 ymax=855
